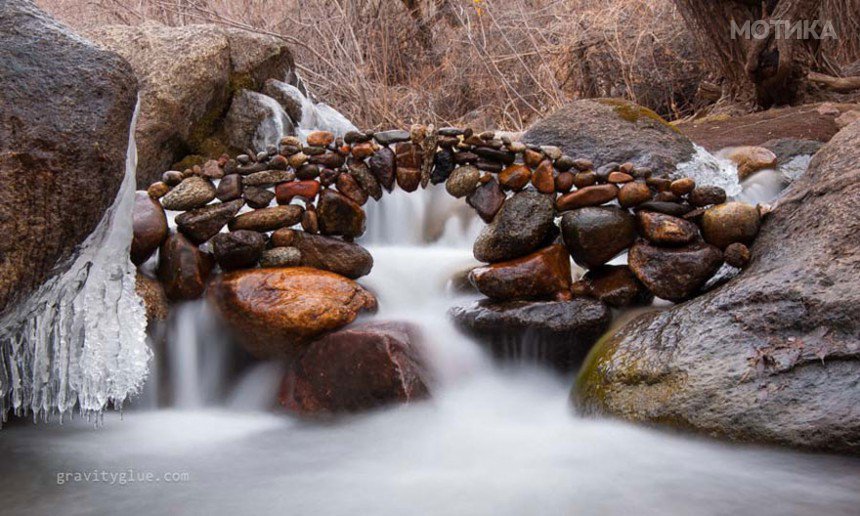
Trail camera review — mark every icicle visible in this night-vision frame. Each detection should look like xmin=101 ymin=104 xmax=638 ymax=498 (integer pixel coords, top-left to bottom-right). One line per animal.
xmin=0 ymin=100 xmax=150 ymax=425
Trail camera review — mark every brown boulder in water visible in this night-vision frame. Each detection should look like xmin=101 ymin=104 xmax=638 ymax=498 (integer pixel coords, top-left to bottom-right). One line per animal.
xmin=157 ymin=232 xmax=215 ymax=301
xmin=208 ymin=267 xmax=377 ymax=358
xmin=628 ymin=240 xmax=723 ymax=302
xmin=0 ymin=0 xmax=138 ymax=315
xmin=469 ymin=244 xmax=572 ymax=301
xmin=279 ymin=322 xmax=430 ymax=415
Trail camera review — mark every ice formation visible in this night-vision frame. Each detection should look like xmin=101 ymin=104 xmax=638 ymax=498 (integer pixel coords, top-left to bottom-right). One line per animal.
xmin=0 ymin=103 xmax=150 ymax=424
xmin=676 ymin=144 xmax=743 ymax=197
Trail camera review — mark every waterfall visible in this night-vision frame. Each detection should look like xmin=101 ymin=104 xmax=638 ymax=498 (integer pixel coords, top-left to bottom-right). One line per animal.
xmin=0 ymin=101 xmax=149 ymax=423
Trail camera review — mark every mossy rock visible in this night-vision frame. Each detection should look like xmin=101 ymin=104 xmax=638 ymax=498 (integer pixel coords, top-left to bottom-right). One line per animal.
xmin=522 ymin=98 xmax=695 ymax=175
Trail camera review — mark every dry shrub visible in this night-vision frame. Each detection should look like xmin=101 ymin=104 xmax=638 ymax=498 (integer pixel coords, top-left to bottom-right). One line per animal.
xmin=36 ymin=0 xmax=706 ymax=129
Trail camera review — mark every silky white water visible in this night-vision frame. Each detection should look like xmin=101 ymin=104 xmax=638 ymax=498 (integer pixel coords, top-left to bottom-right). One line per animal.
xmin=2 ymin=180 xmax=860 ymax=515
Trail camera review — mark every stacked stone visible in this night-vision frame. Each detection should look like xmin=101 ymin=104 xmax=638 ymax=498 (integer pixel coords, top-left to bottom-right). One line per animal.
xmin=134 ymin=126 xmax=762 ymax=306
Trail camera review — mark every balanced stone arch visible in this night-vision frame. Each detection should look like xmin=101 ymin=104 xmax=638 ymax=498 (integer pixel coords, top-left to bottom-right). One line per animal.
xmin=135 ymin=126 xmax=762 ymax=369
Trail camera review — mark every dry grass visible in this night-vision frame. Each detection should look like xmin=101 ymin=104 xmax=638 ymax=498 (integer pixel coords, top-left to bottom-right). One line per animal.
xmin=36 ymin=0 xmax=707 ymax=129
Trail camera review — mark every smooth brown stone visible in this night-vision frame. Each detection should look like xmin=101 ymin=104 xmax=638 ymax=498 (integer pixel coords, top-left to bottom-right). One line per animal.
xmin=646 ymin=177 xmax=672 ymax=191
xmin=228 ymin=205 xmax=303 ymax=232
xmin=701 ymin=202 xmax=761 ymax=249
xmin=369 ymin=146 xmax=396 ymax=191
xmin=555 ymin=172 xmax=575 ymax=193
xmin=275 ymin=180 xmax=320 ymax=204
xmin=147 ymin=182 xmax=170 ymax=199
xmin=532 ymin=160 xmax=556 ymax=194
xmin=131 ymin=191 xmax=169 ymax=265
xmin=446 ymin=166 xmax=481 ymax=198
xmin=301 ymin=208 xmax=319 ymax=234
xmin=637 ymin=210 xmax=699 ymax=246
xmin=523 ymin=148 xmax=544 ymax=168
xmin=688 ymin=185 xmax=727 ymax=207
xmin=466 ymin=177 xmax=505 ymax=223
xmin=582 ymin=265 xmax=652 ymax=308
xmin=349 ymin=160 xmax=382 ymax=201
xmin=175 ymin=199 xmax=244 ymax=245
xmin=216 ymin=174 xmax=243 ymax=201
xmin=499 ymin=164 xmax=532 ymax=191
xmin=628 ymin=240 xmax=723 ymax=302
xmin=279 ymin=322 xmax=429 ymax=415
xmin=317 ymin=189 xmax=366 ymax=238
xmin=617 ymin=182 xmax=652 ymax=208
xmin=556 ymin=184 xmax=618 ymax=211
xmin=157 ymin=232 xmax=214 ymax=301
xmin=242 ymin=169 xmax=295 ymax=187
xmin=309 ymin=151 xmax=345 ymax=169
xmin=396 ymin=166 xmax=421 ymax=192
xmin=670 ymin=177 xmax=696 ymax=196
xmin=469 ymin=244 xmax=572 ymax=301
xmin=654 ymin=191 xmax=680 ymax=203
xmin=608 ymin=171 xmax=634 ymax=184
xmin=160 ymin=176 xmax=215 ymax=210
xmin=336 ymin=172 xmax=368 ymax=206
xmin=635 ymin=201 xmax=693 ymax=217
xmin=572 ymin=172 xmax=597 ymax=188
xmin=351 ymin=142 xmax=375 ymax=159
xmin=208 ymin=267 xmax=377 ymax=359
xmin=306 ymin=130 xmax=334 ymax=147
xmin=560 ymin=206 xmax=636 ymax=268
xmin=395 ymin=142 xmax=421 ymax=169
xmin=242 ymin=186 xmax=275 ymax=209
xmin=724 ymin=242 xmax=751 ymax=268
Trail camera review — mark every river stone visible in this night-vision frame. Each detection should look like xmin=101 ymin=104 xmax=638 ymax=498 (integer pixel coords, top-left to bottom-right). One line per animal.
xmin=374 ymin=129 xmax=411 ymax=146
xmin=725 ymin=146 xmax=778 ymax=180
xmin=349 ymin=161 xmax=382 ymax=201
xmin=368 ymin=147 xmax=396 ymax=192
xmin=276 ymin=180 xmax=321 ymax=205
xmin=556 ymin=184 xmax=619 ymax=211
xmin=499 ymin=164 xmax=532 ymax=191
xmin=466 ymin=177 xmax=506 ymax=223
xmin=431 ymin=148 xmax=456 ymax=185
xmin=617 ymin=182 xmax=652 ymax=208
xmin=176 ymin=199 xmax=244 ymax=244
xmin=522 ymin=99 xmax=694 ymax=173
xmin=701 ymin=202 xmax=761 ymax=249
xmin=628 ymin=240 xmax=723 ymax=302
xmin=582 ymin=265 xmax=652 ymax=308
xmin=688 ymin=185 xmax=727 ymax=207
xmin=560 ymin=207 xmax=636 ymax=269
xmin=161 ymin=176 xmax=216 ymax=211
xmin=135 ymin=272 xmax=169 ymax=324
xmin=473 ymin=191 xmax=555 ymax=263
xmin=212 ymin=230 xmax=265 ymax=270
xmin=229 ymin=205 xmax=303 ymax=232
xmin=86 ymin=23 xmax=295 ymax=186
xmin=575 ymin=123 xmax=860 ymax=453
xmin=273 ymin=230 xmax=373 ymax=279
xmin=469 ymin=244 xmax=572 ymax=301
xmin=317 ymin=189 xmax=366 ymax=238
xmin=449 ymin=298 xmax=612 ymax=370
xmin=131 ymin=192 xmax=169 ymax=265
xmin=636 ymin=211 xmax=699 ymax=246
xmin=260 ymin=247 xmax=302 ymax=268
xmin=446 ymin=166 xmax=481 ymax=198
xmin=242 ymin=186 xmax=275 ymax=209
xmin=216 ymin=174 xmax=243 ymax=201
xmin=208 ymin=267 xmax=377 ymax=358
xmin=0 ymin=1 xmax=138 ymax=315
xmin=336 ymin=172 xmax=368 ymax=206
xmin=242 ymin=169 xmax=295 ymax=187
xmin=279 ymin=322 xmax=430 ymax=415
xmin=157 ymin=232 xmax=214 ymax=301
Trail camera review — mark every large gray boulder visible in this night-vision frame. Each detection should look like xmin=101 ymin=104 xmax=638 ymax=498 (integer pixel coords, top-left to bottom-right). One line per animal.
xmin=0 ymin=0 xmax=138 ymax=315
xmin=86 ymin=22 xmax=296 ymax=186
xmin=574 ymin=121 xmax=860 ymax=454
xmin=522 ymin=98 xmax=695 ymax=173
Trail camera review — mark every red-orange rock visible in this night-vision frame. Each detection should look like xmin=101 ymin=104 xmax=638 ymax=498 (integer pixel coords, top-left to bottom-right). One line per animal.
xmin=306 ymin=130 xmax=334 ymax=147
xmin=350 ymin=142 xmax=375 ymax=159
xmin=617 ymin=182 xmax=652 ymax=208
xmin=532 ymin=159 xmax=556 ymax=194
xmin=556 ymin=184 xmax=618 ymax=211
xmin=208 ymin=267 xmax=378 ymax=358
xmin=499 ymin=164 xmax=532 ymax=191
xmin=279 ymin=322 xmax=430 ymax=415
xmin=469 ymin=244 xmax=572 ymax=301
xmin=275 ymin=180 xmax=320 ymax=204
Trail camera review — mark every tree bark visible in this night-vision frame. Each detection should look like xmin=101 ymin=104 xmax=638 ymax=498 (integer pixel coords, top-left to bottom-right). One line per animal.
xmin=672 ymin=0 xmax=823 ymax=107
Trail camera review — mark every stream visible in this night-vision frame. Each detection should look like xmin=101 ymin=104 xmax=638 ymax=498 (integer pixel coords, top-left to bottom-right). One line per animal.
xmin=2 ymin=183 xmax=860 ymax=515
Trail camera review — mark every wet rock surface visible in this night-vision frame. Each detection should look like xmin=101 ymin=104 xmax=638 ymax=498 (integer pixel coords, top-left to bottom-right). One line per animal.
xmin=560 ymin=207 xmax=635 ymax=268
xmin=0 ymin=0 xmax=138 ymax=315
xmin=469 ymin=244 xmax=572 ymax=301
xmin=208 ymin=267 xmax=377 ymax=359
xmin=157 ymin=232 xmax=214 ymax=301
xmin=450 ymin=298 xmax=612 ymax=370
xmin=132 ymin=192 xmax=169 ymax=265
xmin=279 ymin=322 xmax=430 ymax=415
xmin=575 ymin=121 xmax=860 ymax=454
xmin=473 ymin=191 xmax=555 ymax=263
xmin=628 ymin=240 xmax=723 ymax=302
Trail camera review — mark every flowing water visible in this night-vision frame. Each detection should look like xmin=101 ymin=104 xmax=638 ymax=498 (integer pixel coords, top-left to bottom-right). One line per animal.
xmin=2 ymin=91 xmax=857 ymax=514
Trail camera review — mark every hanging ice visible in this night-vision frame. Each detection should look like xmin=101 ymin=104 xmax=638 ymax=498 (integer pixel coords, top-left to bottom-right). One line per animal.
xmin=0 ymin=102 xmax=150 ymax=424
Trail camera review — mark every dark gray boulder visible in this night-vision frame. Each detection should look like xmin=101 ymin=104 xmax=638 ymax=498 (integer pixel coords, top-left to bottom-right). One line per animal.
xmin=575 ymin=121 xmax=860 ymax=454
xmin=522 ymin=98 xmax=695 ymax=173
xmin=0 ymin=0 xmax=138 ymax=315
xmin=472 ymin=191 xmax=555 ymax=263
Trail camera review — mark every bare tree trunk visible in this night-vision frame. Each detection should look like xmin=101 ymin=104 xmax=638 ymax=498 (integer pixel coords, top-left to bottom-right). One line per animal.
xmin=672 ymin=0 xmax=823 ymax=107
